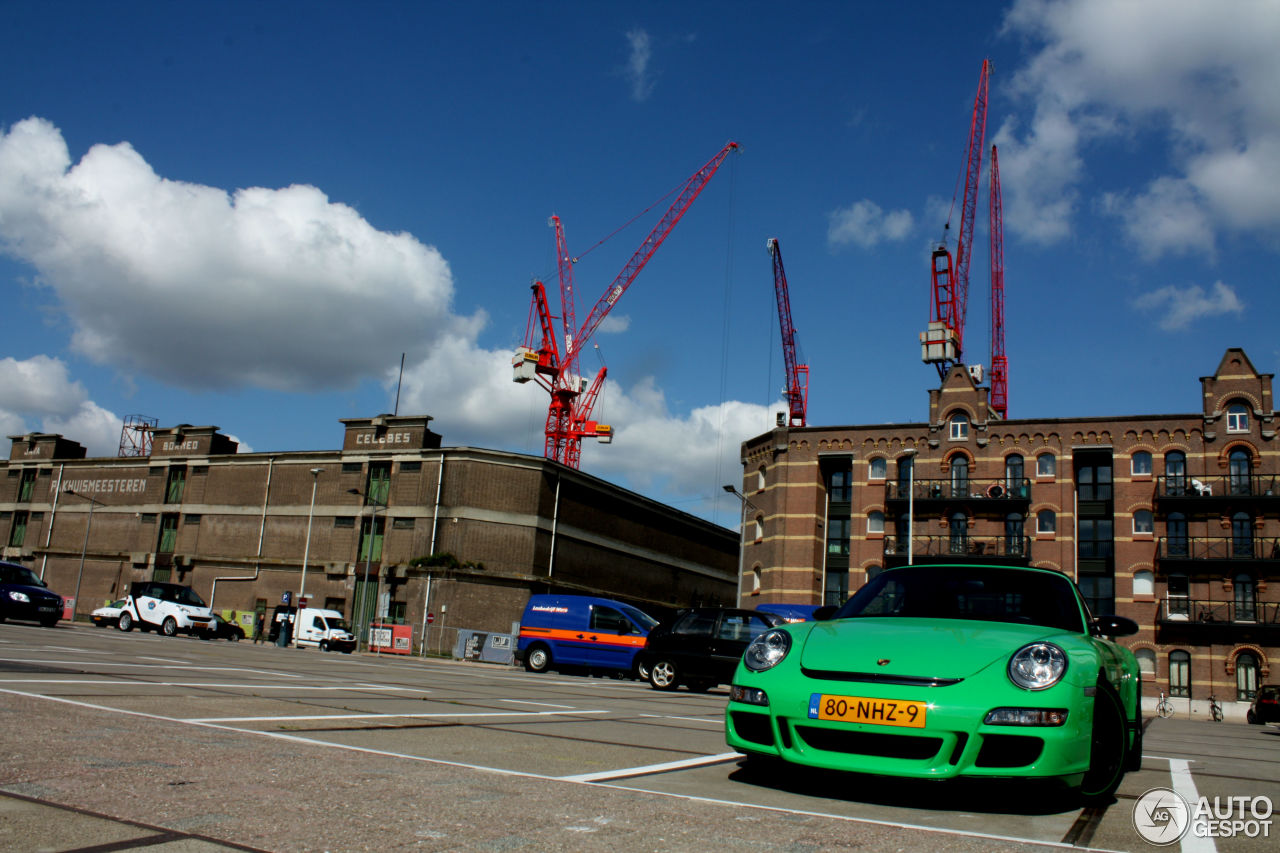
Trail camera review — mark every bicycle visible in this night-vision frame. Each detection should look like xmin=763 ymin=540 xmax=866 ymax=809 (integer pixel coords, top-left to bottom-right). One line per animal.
xmin=1209 ymin=693 xmax=1223 ymax=722
xmin=1156 ymin=691 xmax=1175 ymax=719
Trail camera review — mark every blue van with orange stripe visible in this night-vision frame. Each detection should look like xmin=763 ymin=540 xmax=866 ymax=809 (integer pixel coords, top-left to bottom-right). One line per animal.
xmin=516 ymin=594 xmax=659 ymax=677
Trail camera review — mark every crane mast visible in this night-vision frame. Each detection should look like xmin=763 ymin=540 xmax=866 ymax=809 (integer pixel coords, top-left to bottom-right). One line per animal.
xmin=766 ymin=238 xmax=808 ymax=427
xmin=988 ymin=144 xmax=1008 ymax=418
xmin=921 ymin=59 xmax=990 ymax=377
xmin=513 ymin=141 xmax=741 ymax=469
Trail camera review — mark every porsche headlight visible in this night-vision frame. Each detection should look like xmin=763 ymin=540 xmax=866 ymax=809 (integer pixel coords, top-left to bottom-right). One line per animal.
xmin=743 ymin=629 xmax=792 ymax=672
xmin=1008 ymin=642 xmax=1068 ymax=690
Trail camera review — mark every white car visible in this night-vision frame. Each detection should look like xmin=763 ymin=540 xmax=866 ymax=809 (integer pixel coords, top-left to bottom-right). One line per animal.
xmin=117 ymin=581 xmax=214 ymax=637
xmin=90 ymin=598 xmax=127 ymax=627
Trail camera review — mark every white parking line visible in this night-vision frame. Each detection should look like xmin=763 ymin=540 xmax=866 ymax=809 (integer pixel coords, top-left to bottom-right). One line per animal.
xmin=1 ymin=679 xmax=429 ymax=692
xmin=639 ymin=713 xmax=723 ymax=724
xmin=558 ymin=752 xmax=742 ymax=783
xmin=499 ymin=699 xmax=576 ymax=709
xmin=185 ymin=709 xmax=610 ymax=723
xmin=1170 ymin=758 xmax=1217 ymax=853
xmin=138 ymin=656 xmax=190 ymax=664
xmin=0 ymin=657 xmax=303 ymax=677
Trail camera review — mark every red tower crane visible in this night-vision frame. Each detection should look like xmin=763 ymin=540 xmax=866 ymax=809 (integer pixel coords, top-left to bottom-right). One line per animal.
xmin=766 ymin=238 xmax=808 ymax=427
xmin=921 ymin=59 xmax=990 ymax=377
xmin=988 ymin=144 xmax=1008 ymax=418
xmin=513 ymin=141 xmax=741 ymax=469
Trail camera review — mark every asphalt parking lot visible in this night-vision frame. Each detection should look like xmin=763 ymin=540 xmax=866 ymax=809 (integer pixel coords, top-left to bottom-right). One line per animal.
xmin=2 ymin=621 xmax=1277 ymax=852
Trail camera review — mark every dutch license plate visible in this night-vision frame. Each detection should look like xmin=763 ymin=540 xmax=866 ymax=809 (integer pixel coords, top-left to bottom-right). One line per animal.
xmin=808 ymin=693 xmax=927 ymax=728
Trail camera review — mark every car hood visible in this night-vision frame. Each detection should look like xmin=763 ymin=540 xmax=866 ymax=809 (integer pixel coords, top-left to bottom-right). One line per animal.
xmin=798 ymin=617 xmax=1069 ymax=682
xmin=4 ymin=583 xmax=61 ymax=602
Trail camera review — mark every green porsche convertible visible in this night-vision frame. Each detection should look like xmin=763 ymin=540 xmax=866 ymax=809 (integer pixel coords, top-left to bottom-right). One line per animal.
xmin=726 ymin=564 xmax=1142 ymax=802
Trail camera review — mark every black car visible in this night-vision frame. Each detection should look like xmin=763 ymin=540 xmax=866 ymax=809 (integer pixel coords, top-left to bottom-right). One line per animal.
xmin=0 ymin=561 xmax=64 ymax=627
xmin=639 ymin=607 xmax=782 ymax=691
xmin=1247 ymin=684 xmax=1280 ymax=724
xmin=200 ymin=614 xmax=246 ymax=641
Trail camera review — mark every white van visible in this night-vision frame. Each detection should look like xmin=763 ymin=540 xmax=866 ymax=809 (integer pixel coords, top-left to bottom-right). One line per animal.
xmin=293 ymin=608 xmax=356 ymax=652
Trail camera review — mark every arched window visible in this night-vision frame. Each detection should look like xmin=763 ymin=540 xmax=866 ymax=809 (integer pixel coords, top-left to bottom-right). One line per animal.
xmin=754 ymin=516 xmax=764 ymax=542
xmin=1005 ymin=453 xmax=1024 ymax=494
xmin=1166 ymin=512 xmax=1188 ymax=557
xmin=1131 ymin=450 xmax=1152 ymax=476
xmin=950 ymin=456 xmax=969 ymax=499
xmin=1133 ymin=570 xmax=1155 ymax=597
xmin=867 ymin=511 xmax=885 ymax=535
xmin=756 ymin=466 xmax=767 ymax=491
xmin=751 ymin=566 xmax=761 ymax=593
xmin=1229 ymin=448 xmax=1252 ymax=496
xmin=1165 ymin=450 xmax=1187 ymax=496
xmin=1236 ymin=652 xmax=1260 ymax=701
xmin=1235 ymin=573 xmax=1257 ymax=622
xmin=1005 ymin=513 xmax=1024 ymax=556
xmin=949 ymin=414 xmax=969 ymax=441
xmin=869 ymin=457 xmax=887 ymax=480
xmin=1169 ymin=650 xmax=1191 ymax=698
xmin=1036 ymin=453 xmax=1056 ymax=478
xmin=1227 ymin=402 xmax=1250 ymax=433
xmin=1134 ymin=509 xmax=1154 ymax=535
xmin=948 ymin=511 xmax=968 ymax=555
xmin=1232 ymin=512 xmax=1254 ymax=558
xmin=1036 ymin=509 xmax=1056 ymax=535
xmin=1136 ymin=648 xmax=1157 ymax=679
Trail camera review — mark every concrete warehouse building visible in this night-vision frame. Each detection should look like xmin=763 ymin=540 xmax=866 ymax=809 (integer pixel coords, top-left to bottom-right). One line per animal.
xmin=737 ymin=347 xmax=1278 ymax=718
xmin=2 ymin=414 xmax=737 ymax=649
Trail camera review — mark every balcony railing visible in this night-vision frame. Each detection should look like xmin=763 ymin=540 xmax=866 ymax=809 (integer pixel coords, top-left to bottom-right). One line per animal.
xmin=1158 ymin=598 xmax=1280 ymax=626
xmin=1156 ymin=536 xmax=1280 ymax=562
xmin=1156 ymin=474 xmax=1280 ymax=500
xmin=883 ymin=534 xmax=1031 ymax=562
xmin=886 ymin=478 xmax=1032 ymax=503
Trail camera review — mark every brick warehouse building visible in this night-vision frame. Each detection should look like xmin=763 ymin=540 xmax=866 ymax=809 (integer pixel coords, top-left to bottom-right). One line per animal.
xmin=2 ymin=414 xmax=737 ymax=649
xmin=737 ymin=348 xmax=1278 ymax=718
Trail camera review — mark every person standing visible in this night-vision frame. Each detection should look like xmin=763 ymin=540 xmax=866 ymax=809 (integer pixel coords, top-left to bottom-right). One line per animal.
xmin=252 ymin=612 xmax=265 ymax=644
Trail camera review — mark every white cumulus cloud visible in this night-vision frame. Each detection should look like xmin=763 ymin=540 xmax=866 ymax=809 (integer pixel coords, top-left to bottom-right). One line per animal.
xmin=626 ymin=29 xmax=655 ymax=102
xmin=1133 ymin=281 xmax=1244 ymax=331
xmin=0 ymin=355 xmax=121 ymax=455
xmin=828 ymin=200 xmax=914 ymax=249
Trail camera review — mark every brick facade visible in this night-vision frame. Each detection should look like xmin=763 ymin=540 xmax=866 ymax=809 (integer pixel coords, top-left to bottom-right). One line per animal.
xmin=737 ymin=348 xmax=1277 ymax=717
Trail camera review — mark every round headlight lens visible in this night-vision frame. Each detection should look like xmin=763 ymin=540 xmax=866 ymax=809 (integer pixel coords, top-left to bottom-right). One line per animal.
xmin=1008 ymin=642 xmax=1068 ymax=690
xmin=743 ymin=629 xmax=792 ymax=672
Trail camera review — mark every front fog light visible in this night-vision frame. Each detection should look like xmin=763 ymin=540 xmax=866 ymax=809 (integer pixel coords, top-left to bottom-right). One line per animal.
xmin=731 ymin=685 xmax=769 ymax=706
xmin=984 ymin=707 xmax=1069 ymax=726
xmin=743 ymin=629 xmax=792 ymax=672
xmin=1008 ymin=642 xmax=1068 ymax=690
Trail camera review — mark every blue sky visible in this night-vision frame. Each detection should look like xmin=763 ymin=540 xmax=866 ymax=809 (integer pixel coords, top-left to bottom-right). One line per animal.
xmin=2 ymin=1 xmax=1278 ymax=527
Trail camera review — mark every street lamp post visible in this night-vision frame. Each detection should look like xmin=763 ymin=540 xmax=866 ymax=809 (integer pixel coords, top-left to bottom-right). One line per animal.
xmin=64 ymin=489 xmax=106 ymax=623
xmin=348 ymin=487 xmax=386 ymax=652
xmin=722 ymin=484 xmax=758 ymax=608
xmin=902 ymin=448 xmax=918 ymax=565
xmin=294 ymin=468 xmax=323 ymax=648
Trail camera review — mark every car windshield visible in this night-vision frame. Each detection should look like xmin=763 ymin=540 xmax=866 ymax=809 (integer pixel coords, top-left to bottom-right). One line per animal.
xmin=174 ymin=587 xmax=207 ymax=607
xmin=620 ymin=604 xmax=659 ymax=632
xmin=0 ymin=565 xmax=44 ymax=586
xmin=322 ymin=616 xmax=351 ymax=632
xmin=832 ymin=565 xmax=1086 ymax=633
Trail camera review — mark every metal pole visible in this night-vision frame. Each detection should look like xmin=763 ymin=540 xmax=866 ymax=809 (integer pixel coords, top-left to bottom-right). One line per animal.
xmin=295 ymin=468 xmax=323 ymax=648
xmin=903 ymin=448 xmax=917 ymax=565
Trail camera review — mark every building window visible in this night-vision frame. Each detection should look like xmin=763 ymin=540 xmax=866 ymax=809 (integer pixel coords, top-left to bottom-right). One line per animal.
xmin=751 ymin=566 xmax=761 ymax=593
xmin=1235 ymin=573 xmax=1257 ymax=622
xmin=1167 ymin=512 xmax=1188 ymax=556
xmin=1005 ymin=454 xmax=1024 ymax=496
xmin=334 ymin=516 xmax=356 ymax=528
xmin=1133 ymin=570 xmax=1155 ymax=597
xmin=1078 ymin=575 xmax=1114 ymax=616
xmin=158 ymin=514 xmax=178 ymax=553
xmin=1136 ymin=648 xmax=1156 ymax=679
xmin=950 ymin=456 xmax=969 ymax=498
xmin=366 ymin=463 xmax=391 ymax=506
xmin=1036 ymin=510 xmax=1056 ymax=535
xmin=867 ymin=511 xmax=884 ymax=535
xmin=392 ymin=517 xmax=415 ymax=529
xmin=1077 ymin=461 xmax=1112 ymax=501
xmin=1005 ymin=513 xmax=1024 ymax=556
xmin=1236 ymin=652 xmax=1259 ymax=701
xmin=399 ymin=461 xmax=422 ymax=473
xmin=948 ymin=511 xmax=968 ymax=555
xmin=1169 ymin=650 xmax=1191 ymax=698
xmin=827 ymin=469 xmax=851 ymax=502
xmin=1078 ymin=519 xmax=1114 ymax=558
xmin=897 ymin=455 xmax=913 ymax=499
xmin=1232 ymin=512 xmax=1254 ymax=558
xmin=754 ymin=516 xmax=764 ymax=542
xmin=1036 ymin=453 xmax=1056 ymax=478
xmin=1227 ymin=402 xmax=1250 ymax=433
xmin=18 ymin=469 xmax=36 ymax=502
xmin=756 ymin=466 xmax=766 ymax=492
xmin=1134 ymin=510 xmax=1154 ymax=536
xmin=949 ymin=414 xmax=969 ymax=441
xmin=324 ymin=597 xmax=345 ymax=613
xmin=184 ymin=514 xmax=202 ymax=525
xmin=1229 ymin=448 xmax=1252 ymax=496
xmin=824 ymin=568 xmax=849 ymax=607
xmin=358 ymin=516 xmax=385 ymax=562
xmin=1168 ymin=574 xmax=1190 ymax=618
xmin=165 ymin=466 xmax=186 ymax=504
xmin=1131 ymin=451 xmax=1152 ymax=477
xmin=868 ymin=458 xmax=886 ymax=480
xmin=8 ymin=511 xmax=28 ymax=547
xmin=1165 ymin=451 xmax=1187 ymax=496
xmin=827 ymin=518 xmax=851 ymax=555
xmin=341 ymin=462 xmax=363 ymax=474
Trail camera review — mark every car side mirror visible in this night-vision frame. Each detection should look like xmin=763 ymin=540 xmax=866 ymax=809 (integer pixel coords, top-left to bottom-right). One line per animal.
xmin=1092 ymin=614 xmax=1138 ymax=637
xmin=812 ymin=606 xmax=837 ymax=621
